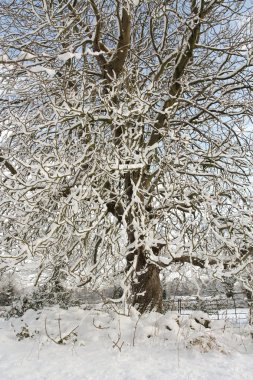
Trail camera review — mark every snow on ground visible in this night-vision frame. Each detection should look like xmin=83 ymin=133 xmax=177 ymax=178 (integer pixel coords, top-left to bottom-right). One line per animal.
xmin=0 ymin=305 xmax=253 ymax=380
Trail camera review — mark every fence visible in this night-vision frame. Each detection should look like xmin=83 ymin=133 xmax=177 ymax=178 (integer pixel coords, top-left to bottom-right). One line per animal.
xmin=163 ymin=293 xmax=250 ymax=324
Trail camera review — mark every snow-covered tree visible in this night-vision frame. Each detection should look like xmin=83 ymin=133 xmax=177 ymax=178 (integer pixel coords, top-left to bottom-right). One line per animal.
xmin=1 ymin=0 xmax=253 ymax=313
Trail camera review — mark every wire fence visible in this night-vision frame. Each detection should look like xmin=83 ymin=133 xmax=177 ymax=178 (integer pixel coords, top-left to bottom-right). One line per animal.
xmin=163 ymin=293 xmax=251 ymax=324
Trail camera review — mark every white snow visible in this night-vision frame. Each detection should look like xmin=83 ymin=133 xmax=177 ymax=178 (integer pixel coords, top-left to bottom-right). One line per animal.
xmin=57 ymin=52 xmax=82 ymax=62
xmin=85 ymin=47 xmax=105 ymax=57
xmin=0 ymin=306 xmax=253 ymax=380
xmin=29 ymin=65 xmax=56 ymax=77
xmin=111 ymin=163 xmax=145 ymax=171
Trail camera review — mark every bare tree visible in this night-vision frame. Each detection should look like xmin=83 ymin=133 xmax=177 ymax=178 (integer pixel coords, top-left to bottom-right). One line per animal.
xmin=1 ymin=0 xmax=253 ymax=313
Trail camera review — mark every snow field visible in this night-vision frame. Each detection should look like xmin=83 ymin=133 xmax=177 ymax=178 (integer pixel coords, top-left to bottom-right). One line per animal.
xmin=0 ymin=306 xmax=253 ymax=380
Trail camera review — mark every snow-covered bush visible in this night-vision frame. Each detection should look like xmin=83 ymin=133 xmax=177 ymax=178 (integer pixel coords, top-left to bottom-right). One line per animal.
xmin=0 ymin=273 xmax=20 ymax=306
xmin=2 ymin=283 xmax=82 ymax=319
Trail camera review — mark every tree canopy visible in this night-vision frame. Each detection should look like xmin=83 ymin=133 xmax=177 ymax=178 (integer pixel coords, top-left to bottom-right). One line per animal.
xmin=1 ymin=0 xmax=253 ymax=313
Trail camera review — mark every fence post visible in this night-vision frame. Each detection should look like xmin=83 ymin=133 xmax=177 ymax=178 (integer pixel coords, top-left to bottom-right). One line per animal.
xmin=178 ymin=299 xmax=182 ymax=314
xmin=249 ymin=301 xmax=253 ymax=325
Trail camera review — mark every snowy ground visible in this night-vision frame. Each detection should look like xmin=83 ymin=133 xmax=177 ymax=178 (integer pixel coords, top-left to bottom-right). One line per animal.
xmin=0 ymin=305 xmax=253 ymax=380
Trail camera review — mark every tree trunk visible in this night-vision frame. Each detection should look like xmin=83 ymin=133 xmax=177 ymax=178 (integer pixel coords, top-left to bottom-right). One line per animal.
xmin=128 ymin=248 xmax=163 ymax=314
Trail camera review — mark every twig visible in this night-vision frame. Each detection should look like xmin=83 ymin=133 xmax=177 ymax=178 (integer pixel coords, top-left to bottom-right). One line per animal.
xmin=109 ymin=320 xmax=124 ymax=352
xmin=44 ymin=317 xmax=79 ymax=344
xmin=132 ymin=316 xmax=140 ymax=347
xmin=58 ymin=315 xmax=62 ymax=341
xmin=45 ymin=317 xmax=59 ymax=344
xmin=93 ymin=318 xmax=109 ymax=329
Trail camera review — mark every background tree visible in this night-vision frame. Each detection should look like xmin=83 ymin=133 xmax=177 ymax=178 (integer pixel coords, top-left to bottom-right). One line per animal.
xmin=1 ymin=0 xmax=253 ymax=313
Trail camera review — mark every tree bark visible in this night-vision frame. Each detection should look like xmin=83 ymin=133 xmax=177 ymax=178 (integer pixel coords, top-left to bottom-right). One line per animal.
xmin=127 ymin=247 xmax=163 ymax=314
